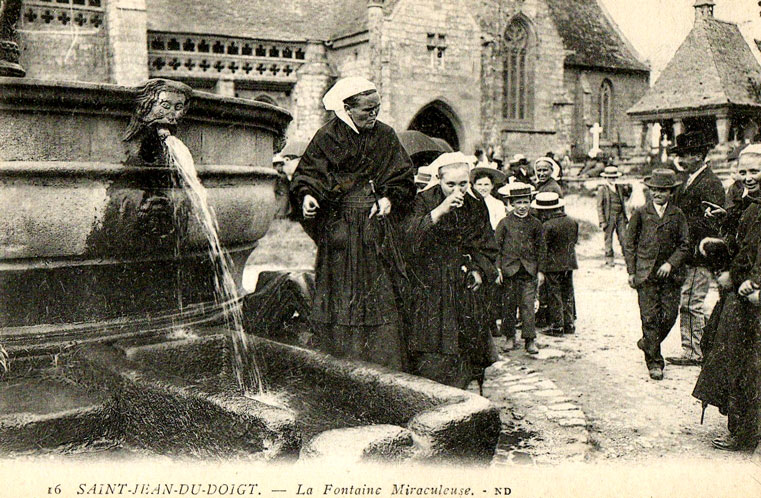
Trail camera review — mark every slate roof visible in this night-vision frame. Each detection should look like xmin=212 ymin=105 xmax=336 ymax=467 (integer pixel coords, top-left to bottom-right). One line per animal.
xmin=146 ymin=0 xmax=368 ymax=41
xmin=544 ymin=0 xmax=649 ymax=72
xmin=629 ymin=17 xmax=761 ymax=116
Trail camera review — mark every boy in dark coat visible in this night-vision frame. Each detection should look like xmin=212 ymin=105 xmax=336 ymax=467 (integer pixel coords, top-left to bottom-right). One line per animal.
xmin=624 ymin=169 xmax=690 ymax=380
xmin=495 ymin=182 xmax=545 ymax=354
xmin=534 ymin=192 xmax=578 ymax=336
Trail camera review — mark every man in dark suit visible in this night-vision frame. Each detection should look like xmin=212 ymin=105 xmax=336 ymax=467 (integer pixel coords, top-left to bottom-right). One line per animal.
xmin=668 ymin=131 xmax=725 ymax=366
xmin=535 ymin=193 xmax=578 ymax=336
xmin=596 ymin=165 xmax=632 ymax=266
xmin=624 ymin=169 xmax=690 ymax=380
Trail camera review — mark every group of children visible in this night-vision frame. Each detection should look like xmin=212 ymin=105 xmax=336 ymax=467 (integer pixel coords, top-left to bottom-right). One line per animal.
xmin=463 ymin=157 xmax=579 ymax=355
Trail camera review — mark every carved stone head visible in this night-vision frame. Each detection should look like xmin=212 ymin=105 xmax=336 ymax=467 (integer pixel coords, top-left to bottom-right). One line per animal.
xmin=123 ymin=79 xmax=193 ymax=166
xmin=124 ymin=79 xmax=193 ymax=142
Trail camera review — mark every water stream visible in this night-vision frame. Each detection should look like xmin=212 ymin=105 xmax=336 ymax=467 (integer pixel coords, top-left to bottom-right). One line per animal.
xmin=164 ymin=136 xmax=264 ymax=395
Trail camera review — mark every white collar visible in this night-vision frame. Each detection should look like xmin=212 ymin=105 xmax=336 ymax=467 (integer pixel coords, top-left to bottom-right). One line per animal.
xmin=686 ymin=164 xmax=708 ymax=187
xmin=654 ymin=202 xmax=668 ymax=217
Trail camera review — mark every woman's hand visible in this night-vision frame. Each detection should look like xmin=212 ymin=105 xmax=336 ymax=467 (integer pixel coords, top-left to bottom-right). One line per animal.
xmin=302 ymin=194 xmax=320 ymax=219
xmin=656 ymin=262 xmax=672 ymax=279
xmin=431 ymin=191 xmax=465 ymax=223
xmin=738 ymin=279 xmax=756 ymax=296
xmin=369 ymin=197 xmax=392 ymax=218
xmin=717 ymin=271 xmax=732 ymax=290
xmin=467 ymin=270 xmax=482 ymax=291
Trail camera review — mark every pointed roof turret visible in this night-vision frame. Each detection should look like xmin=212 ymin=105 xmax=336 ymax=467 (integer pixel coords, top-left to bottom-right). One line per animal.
xmin=629 ymin=7 xmax=761 ymax=117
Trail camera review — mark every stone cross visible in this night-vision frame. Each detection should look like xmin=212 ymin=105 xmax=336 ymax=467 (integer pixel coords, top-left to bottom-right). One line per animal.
xmin=589 ymin=122 xmax=603 ymax=157
xmin=660 ymin=134 xmax=672 ymax=163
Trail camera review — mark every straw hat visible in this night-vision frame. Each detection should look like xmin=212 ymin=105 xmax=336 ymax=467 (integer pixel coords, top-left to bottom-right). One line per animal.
xmin=497 ymin=182 xmax=534 ymax=199
xmin=510 ymin=153 xmax=529 ymax=165
xmin=600 ymin=166 xmax=622 ymax=178
xmin=470 ymin=162 xmax=506 ymax=185
xmin=531 ymin=192 xmax=565 ymax=210
xmin=643 ymin=169 xmax=682 ymax=189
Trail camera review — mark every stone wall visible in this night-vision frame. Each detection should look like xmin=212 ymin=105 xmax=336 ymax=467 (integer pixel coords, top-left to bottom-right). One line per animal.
xmin=382 ymin=0 xmax=482 ymax=153
xmin=18 ymin=0 xmax=110 ymax=82
xmin=328 ymin=37 xmax=371 ymax=80
xmin=477 ymin=0 xmax=569 ymax=159
xmin=290 ymin=41 xmax=333 ymax=142
xmin=106 ymin=0 xmax=149 ymax=86
xmin=565 ymin=67 xmax=649 ymax=158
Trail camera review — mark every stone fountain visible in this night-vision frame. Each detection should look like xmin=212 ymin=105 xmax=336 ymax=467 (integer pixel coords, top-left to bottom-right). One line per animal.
xmin=0 ymin=7 xmax=500 ymax=460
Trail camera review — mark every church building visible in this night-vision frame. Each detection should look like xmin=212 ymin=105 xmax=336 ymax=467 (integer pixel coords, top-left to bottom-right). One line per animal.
xmin=15 ymin=0 xmax=650 ymax=159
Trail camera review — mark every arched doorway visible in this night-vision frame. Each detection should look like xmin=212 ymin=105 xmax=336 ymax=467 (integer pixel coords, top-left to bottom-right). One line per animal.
xmin=408 ymin=102 xmax=461 ymax=151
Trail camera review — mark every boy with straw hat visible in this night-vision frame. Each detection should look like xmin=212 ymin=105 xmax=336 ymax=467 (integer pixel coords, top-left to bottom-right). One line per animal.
xmin=495 ymin=182 xmax=545 ymax=354
xmin=624 ymin=169 xmax=689 ymax=380
xmin=533 ymin=192 xmax=578 ymax=336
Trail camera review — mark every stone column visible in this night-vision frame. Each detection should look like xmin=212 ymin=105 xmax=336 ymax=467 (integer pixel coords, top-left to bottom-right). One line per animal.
xmin=716 ymin=117 xmax=730 ymax=143
xmin=215 ymin=78 xmax=235 ymax=98
xmin=0 ymin=0 xmax=25 ymax=76
xmin=106 ymin=0 xmax=149 ymax=85
xmin=641 ymin=122 xmax=651 ymax=150
xmin=368 ymin=0 xmax=392 ymax=125
xmin=367 ymin=0 xmax=384 ymax=86
xmin=672 ymin=119 xmax=683 ymax=137
xmin=292 ymin=40 xmax=332 ymax=142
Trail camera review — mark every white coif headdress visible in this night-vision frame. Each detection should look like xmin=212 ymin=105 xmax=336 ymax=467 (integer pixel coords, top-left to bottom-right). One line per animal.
xmin=322 ymin=76 xmax=378 ymax=134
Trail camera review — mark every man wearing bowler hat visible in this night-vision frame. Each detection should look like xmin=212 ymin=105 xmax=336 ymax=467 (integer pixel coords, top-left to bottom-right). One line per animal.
xmin=668 ymin=130 xmax=725 ymax=366
xmin=624 ymin=169 xmax=690 ymax=380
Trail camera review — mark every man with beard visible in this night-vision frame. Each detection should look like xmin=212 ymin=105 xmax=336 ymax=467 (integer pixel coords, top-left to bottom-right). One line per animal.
xmin=666 ymin=131 xmax=725 ymax=367
xmin=289 ymin=77 xmax=415 ymax=371
xmin=405 ymin=154 xmax=498 ymax=388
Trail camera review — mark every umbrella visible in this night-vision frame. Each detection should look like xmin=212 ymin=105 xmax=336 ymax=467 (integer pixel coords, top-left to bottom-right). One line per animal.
xmin=281 ymin=140 xmax=309 ymax=158
xmin=431 ymin=137 xmax=454 ymax=152
xmin=397 ymin=130 xmax=445 ymax=156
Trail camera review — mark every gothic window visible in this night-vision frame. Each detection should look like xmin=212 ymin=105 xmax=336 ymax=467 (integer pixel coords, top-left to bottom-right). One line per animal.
xmin=599 ymin=79 xmax=614 ymax=140
xmin=503 ymin=20 xmax=531 ymax=122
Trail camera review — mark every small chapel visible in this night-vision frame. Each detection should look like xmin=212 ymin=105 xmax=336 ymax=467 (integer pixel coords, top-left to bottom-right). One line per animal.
xmin=15 ymin=0 xmax=650 ymax=159
xmin=628 ymin=0 xmax=761 ymax=156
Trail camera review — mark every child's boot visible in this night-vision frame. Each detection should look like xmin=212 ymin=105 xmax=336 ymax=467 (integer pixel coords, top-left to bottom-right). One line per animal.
xmin=503 ymin=334 xmax=516 ymax=352
xmin=525 ymin=338 xmax=539 ymax=354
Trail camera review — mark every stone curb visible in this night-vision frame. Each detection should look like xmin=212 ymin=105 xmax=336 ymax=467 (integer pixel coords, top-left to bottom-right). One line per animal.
xmin=475 ymin=356 xmax=591 ymax=465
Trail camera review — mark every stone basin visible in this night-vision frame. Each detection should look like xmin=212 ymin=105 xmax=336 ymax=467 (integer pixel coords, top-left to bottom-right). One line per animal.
xmin=0 ymin=77 xmax=291 ymax=351
xmin=1 ymin=331 xmax=501 ymax=462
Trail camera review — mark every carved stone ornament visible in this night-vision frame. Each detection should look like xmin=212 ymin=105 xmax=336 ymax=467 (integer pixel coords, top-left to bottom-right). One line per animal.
xmin=0 ymin=0 xmax=24 ymax=76
xmin=123 ymin=78 xmax=194 ymax=166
